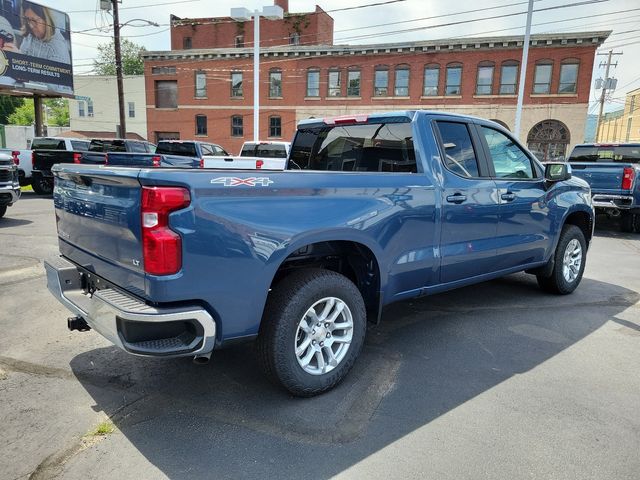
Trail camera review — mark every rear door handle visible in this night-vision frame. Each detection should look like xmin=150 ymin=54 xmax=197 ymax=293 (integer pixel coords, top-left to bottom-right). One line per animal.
xmin=501 ymin=192 xmax=516 ymax=202
xmin=446 ymin=193 xmax=467 ymax=204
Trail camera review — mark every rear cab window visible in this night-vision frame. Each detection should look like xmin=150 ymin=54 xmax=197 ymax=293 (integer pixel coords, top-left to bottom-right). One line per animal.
xmin=155 ymin=142 xmax=198 ymax=157
xmin=32 ymin=138 xmax=65 ymax=150
xmin=70 ymin=141 xmax=90 ymax=151
xmin=569 ymin=145 xmax=640 ymax=164
xmin=288 ymin=121 xmax=416 ymax=172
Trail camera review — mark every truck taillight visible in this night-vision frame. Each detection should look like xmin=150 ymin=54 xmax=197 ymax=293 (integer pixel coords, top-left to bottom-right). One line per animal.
xmin=141 ymin=186 xmax=190 ymax=276
xmin=199 ymin=158 xmax=204 ymax=169
xmin=73 ymin=152 xmax=82 ymax=164
xmin=622 ymin=167 xmax=635 ymax=190
xmin=104 ymin=153 xmax=109 ymax=165
xmin=152 ymin=155 xmax=161 ymax=167
xmin=31 ymin=151 xmax=35 ymax=167
xmin=256 ymin=159 xmax=263 ymax=169
xmin=11 ymin=151 xmax=19 ymax=165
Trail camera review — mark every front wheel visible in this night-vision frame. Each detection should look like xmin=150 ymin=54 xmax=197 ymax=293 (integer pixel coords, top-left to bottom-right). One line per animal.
xmin=32 ymin=175 xmax=53 ymax=196
xmin=537 ymin=225 xmax=587 ymax=294
xmin=257 ymin=268 xmax=367 ymax=397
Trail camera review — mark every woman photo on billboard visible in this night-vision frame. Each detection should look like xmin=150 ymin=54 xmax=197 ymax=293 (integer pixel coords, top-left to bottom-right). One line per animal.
xmin=1 ymin=1 xmax=70 ymax=64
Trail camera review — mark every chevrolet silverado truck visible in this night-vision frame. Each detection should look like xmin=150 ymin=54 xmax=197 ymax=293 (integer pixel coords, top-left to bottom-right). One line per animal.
xmin=107 ymin=140 xmax=229 ymax=168
xmin=32 ymin=138 xmax=153 ymax=195
xmin=0 ymin=152 xmax=20 ymax=218
xmin=568 ymin=143 xmax=640 ymax=233
xmin=45 ymin=111 xmax=594 ymax=396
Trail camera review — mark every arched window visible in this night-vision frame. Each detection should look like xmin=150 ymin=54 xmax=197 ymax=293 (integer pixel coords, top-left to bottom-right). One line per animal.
xmin=499 ymin=60 xmax=519 ymax=95
xmin=527 ymin=119 xmax=571 ymax=161
xmin=423 ymin=63 xmax=439 ymax=96
xmin=559 ymin=59 xmax=579 ymax=93
xmin=394 ymin=65 xmax=410 ymax=96
xmin=533 ymin=60 xmax=553 ymax=94
xmin=445 ymin=62 xmax=462 ymax=96
xmin=476 ymin=61 xmax=494 ymax=95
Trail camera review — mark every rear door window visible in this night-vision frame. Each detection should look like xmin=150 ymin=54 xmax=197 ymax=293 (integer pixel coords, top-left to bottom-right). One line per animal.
xmin=201 ymin=144 xmax=214 ymax=156
xmin=434 ymin=121 xmax=481 ymax=178
xmin=288 ymin=122 xmax=416 ymax=173
xmin=128 ymin=142 xmax=147 ymax=153
xmin=240 ymin=144 xmax=256 ymax=157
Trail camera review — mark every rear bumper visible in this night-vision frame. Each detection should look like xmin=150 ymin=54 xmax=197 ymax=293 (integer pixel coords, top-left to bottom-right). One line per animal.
xmin=45 ymin=255 xmax=217 ymax=358
xmin=591 ymin=194 xmax=635 ymax=210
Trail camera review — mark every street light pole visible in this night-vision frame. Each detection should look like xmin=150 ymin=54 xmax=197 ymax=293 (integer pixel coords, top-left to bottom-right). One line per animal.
xmin=112 ymin=0 xmax=126 ymax=138
xmin=231 ymin=5 xmax=284 ymax=143
xmin=514 ymin=0 xmax=533 ymax=141
xmin=253 ymin=11 xmax=260 ymax=143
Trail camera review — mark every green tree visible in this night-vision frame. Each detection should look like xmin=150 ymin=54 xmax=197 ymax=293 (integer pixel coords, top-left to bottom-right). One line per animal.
xmin=94 ymin=39 xmax=147 ymax=75
xmin=7 ymin=98 xmax=70 ymax=126
xmin=0 ymin=95 xmax=24 ymax=124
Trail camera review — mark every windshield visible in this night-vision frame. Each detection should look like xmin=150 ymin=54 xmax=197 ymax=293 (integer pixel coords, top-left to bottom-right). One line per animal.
xmin=288 ymin=122 xmax=416 ymax=173
xmin=156 ymin=142 xmax=197 ymax=157
xmin=569 ymin=145 xmax=640 ymax=164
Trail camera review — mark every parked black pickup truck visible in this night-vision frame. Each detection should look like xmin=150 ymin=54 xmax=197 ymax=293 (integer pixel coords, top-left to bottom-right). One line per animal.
xmin=32 ymin=138 xmax=154 ymax=195
xmin=0 ymin=152 xmax=20 ymax=219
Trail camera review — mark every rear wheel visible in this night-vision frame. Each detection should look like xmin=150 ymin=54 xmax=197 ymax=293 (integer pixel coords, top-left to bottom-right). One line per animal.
xmin=32 ymin=175 xmax=53 ymax=196
xmin=0 ymin=205 xmax=6 ymax=218
xmin=620 ymin=212 xmax=635 ymax=233
xmin=634 ymin=214 xmax=640 ymax=233
xmin=257 ymin=268 xmax=367 ymax=397
xmin=537 ymin=224 xmax=587 ymax=295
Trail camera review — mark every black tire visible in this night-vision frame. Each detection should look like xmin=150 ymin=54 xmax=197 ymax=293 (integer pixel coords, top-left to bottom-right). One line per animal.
xmin=620 ymin=212 xmax=634 ymax=233
xmin=257 ymin=268 xmax=367 ymax=397
xmin=537 ymin=224 xmax=587 ymax=295
xmin=0 ymin=205 xmax=6 ymax=218
xmin=32 ymin=175 xmax=53 ymax=196
xmin=634 ymin=214 xmax=640 ymax=234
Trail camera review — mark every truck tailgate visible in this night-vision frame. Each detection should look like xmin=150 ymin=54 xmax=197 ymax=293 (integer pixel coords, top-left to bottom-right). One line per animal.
xmin=52 ymin=165 xmax=146 ymax=295
xmin=570 ymin=162 xmax=630 ymax=194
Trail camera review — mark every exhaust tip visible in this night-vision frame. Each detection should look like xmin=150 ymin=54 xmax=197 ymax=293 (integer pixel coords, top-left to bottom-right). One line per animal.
xmin=193 ymin=355 xmax=211 ymax=365
xmin=67 ymin=316 xmax=91 ymax=332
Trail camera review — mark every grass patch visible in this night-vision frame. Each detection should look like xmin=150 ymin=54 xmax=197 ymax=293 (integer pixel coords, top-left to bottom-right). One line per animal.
xmin=21 ymin=185 xmax=33 ymax=192
xmin=87 ymin=420 xmax=116 ymax=437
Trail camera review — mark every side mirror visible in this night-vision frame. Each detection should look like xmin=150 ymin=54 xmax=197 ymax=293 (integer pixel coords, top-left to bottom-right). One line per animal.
xmin=544 ymin=162 xmax=571 ymax=182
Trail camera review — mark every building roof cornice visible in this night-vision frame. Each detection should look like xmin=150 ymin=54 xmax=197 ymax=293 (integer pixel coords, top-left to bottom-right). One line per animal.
xmin=143 ymin=31 xmax=611 ymax=61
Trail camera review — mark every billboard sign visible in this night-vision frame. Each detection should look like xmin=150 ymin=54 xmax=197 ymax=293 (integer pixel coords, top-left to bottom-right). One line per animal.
xmin=0 ymin=1 xmax=73 ymax=97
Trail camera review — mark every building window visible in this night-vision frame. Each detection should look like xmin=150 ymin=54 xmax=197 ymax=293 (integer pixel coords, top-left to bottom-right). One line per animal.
xmin=533 ymin=61 xmax=553 ymax=94
xmin=195 ymin=71 xmax=206 ymax=98
xmin=307 ymin=69 xmax=320 ymax=97
xmin=328 ymin=69 xmax=341 ymax=97
xmin=445 ymin=63 xmax=462 ymax=96
xmin=86 ymin=99 xmax=94 ymax=117
xmin=183 ymin=37 xmax=192 ymax=49
xmin=626 ymin=117 xmax=632 ymax=142
xmin=559 ymin=60 xmax=579 ymax=93
xmin=395 ymin=66 xmax=410 ymax=96
xmin=235 ymin=35 xmax=244 ymax=48
xmin=374 ymin=67 xmax=388 ymax=96
xmin=476 ymin=62 xmax=494 ymax=95
xmin=631 ymin=96 xmax=636 ymax=114
xmin=289 ymin=32 xmax=300 ymax=45
xmin=196 ymin=115 xmax=207 ymax=136
xmin=269 ymin=69 xmax=282 ymax=98
xmin=231 ymin=72 xmax=243 ymax=97
xmin=347 ymin=69 xmax=361 ymax=97
xmin=231 ymin=115 xmax=243 ymax=137
xmin=269 ymin=116 xmax=282 ymax=137
xmin=151 ymin=66 xmax=176 ymax=75
xmin=500 ymin=61 xmax=518 ymax=95
xmin=155 ymin=80 xmax=177 ymax=108
xmin=128 ymin=102 xmax=135 ymax=118
xmin=526 ymin=119 xmax=570 ymax=161
xmin=78 ymin=101 xmax=85 ymax=117
xmin=423 ymin=64 xmax=439 ymax=96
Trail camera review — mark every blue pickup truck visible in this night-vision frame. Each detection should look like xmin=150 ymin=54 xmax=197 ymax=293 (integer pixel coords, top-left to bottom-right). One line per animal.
xmin=45 ymin=111 xmax=594 ymax=396
xmin=107 ymin=140 xmax=230 ymax=168
xmin=567 ymin=143 xmax=640 ymax=232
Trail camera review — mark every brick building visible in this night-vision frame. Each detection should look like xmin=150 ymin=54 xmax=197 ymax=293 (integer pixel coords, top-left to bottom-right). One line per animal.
xmin=143 ymin=1 xmax=609 ymax=159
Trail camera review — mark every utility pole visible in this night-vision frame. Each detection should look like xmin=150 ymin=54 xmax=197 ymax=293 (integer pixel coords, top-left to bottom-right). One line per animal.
xmin=112 ymin=0 xmax=126 ymax=138
xmin=513 ymin=0 xmax=533 ymax=141
xmin=596 ymin=50 xmax=622 ymax=142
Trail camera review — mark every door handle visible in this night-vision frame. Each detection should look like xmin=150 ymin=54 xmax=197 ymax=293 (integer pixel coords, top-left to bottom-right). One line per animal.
xmin=446 ymin=193 xmax=467 ymax=204
xmin=501 ymin=192 xmax=516 ymax=202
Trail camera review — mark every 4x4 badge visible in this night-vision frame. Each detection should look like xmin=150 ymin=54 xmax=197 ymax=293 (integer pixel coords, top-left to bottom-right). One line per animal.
xmin=211 ymin=177 xmax=274 ymax=187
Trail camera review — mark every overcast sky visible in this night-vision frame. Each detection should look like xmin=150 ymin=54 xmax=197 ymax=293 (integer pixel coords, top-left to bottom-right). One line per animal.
xmin=61 ymin=0 xmax=640 ymax=114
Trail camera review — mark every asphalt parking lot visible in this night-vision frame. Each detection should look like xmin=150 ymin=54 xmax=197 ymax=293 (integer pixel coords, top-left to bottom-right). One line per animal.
xmin=1 ymin=192 xmax=639 ymax=480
